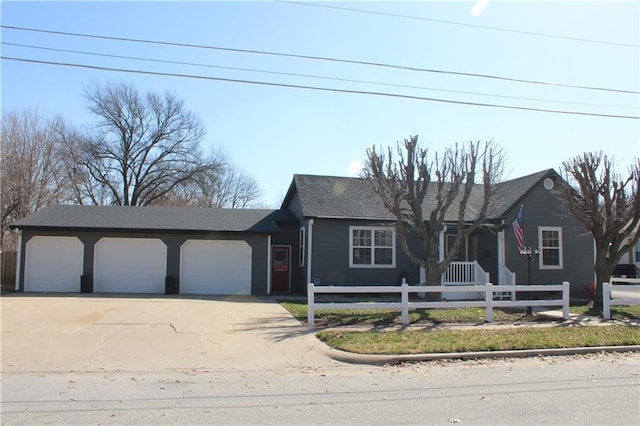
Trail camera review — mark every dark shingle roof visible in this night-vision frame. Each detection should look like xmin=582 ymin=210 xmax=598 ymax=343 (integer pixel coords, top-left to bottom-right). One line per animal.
xmin=490 ymin=169 xmax=556 ymax=217
xmin=290 ymin=175 xmax=395 ymax=220
xmin=287 ymin=169 xmax=556 ymax=222
xmin=10 ymin=205 xmax=297 ymax=233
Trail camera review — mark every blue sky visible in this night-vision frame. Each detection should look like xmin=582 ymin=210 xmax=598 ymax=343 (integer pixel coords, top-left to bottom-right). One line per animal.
xmin=2 ymin=1 xmax=639 ymax=207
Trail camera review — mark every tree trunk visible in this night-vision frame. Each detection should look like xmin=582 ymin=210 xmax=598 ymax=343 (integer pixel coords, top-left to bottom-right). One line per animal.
xmin=424 ymin=263 xmax=443 ymax=301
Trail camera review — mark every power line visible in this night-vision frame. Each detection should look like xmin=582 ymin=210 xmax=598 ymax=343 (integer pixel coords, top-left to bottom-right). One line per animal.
xmin=2 ymin=24 xmax=638 ymax=95
xmin=4 ymin=41 xmax=635 ymax=110
xmin=281 ymin=1 xmax=640 ymax=48
xmin=2 ymin=56 xmax=638 ymax=120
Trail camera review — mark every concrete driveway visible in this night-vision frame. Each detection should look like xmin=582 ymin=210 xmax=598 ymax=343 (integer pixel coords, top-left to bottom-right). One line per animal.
xmin=1 ymin=294 xmax=335 ymax=372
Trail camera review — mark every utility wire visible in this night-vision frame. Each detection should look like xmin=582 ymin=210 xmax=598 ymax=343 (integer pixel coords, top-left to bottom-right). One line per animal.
xmin=2 ymin=24 xmax=637 ymax=95
xmin=2 ymin=56 xmax=638 ymax=120
xmin=5 ymin=41 xmax=635 ymax=110
xmin=281 ymin=1 xmax=640 ymax=48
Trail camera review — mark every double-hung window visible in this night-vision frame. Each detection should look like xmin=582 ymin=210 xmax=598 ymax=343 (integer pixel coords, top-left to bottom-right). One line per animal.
xmin=349 ymin=226 xmax=395 ymax=268
xmin=538 ymin=226 xmax=563 ymax=269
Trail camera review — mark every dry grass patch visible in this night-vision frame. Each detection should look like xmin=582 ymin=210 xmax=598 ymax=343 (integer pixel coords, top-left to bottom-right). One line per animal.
xmin=317 ymin=325 xmax=640 ymax=355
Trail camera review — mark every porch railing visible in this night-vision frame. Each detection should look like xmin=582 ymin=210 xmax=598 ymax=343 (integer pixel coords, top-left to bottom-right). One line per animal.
xmin=498 ymin=262 xmax=517 ymax=301
xmin=441 ymin=261 xmax=490 ymax=300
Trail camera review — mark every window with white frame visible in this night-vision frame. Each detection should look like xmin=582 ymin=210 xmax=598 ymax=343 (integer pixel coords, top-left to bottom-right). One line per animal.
xmin=634 ymin=240 xmax=640 ymax=264
xmin=538 ymin=226 xmax=563 ymax=269
xmin=299 ymin=227 xmax=305 ymax=266
xmin=349 ymin=226 xmax=395 ymax=268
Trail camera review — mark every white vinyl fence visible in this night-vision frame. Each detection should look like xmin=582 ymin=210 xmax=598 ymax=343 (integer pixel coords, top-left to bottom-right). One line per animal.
xmin=603 ymin=278 xmax=640 ymax=320
xmin=307 ymin=280 xmax=570 ymax=326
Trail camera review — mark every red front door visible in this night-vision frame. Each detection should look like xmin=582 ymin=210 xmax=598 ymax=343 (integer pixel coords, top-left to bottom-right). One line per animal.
xmin=272 ymin=246 xmax=290 ymax=293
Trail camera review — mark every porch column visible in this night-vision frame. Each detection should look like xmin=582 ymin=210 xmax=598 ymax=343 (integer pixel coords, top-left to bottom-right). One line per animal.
xmin=438 ymin=228 xmax=445 ymax=262
xmin=498 ymin=228 xmax=505 ymax=285
xmin=14 ymin=229 xmax=22 ymax=291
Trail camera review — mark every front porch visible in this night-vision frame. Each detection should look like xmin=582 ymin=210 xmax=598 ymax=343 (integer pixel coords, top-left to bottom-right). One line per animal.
xmin=428 ymin=224 xmax=516 ymax=300
xmin=437 ymin=261 xmax=516 ymax=300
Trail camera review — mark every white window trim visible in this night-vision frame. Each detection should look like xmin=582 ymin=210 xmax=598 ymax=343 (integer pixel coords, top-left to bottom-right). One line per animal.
xmin=538 ymin=226 xmax=563 ymax=270
xmin=349 ymin=226 xmax=396 ymax=268
xmin=299 ymin=227 xmax=305 ymax=267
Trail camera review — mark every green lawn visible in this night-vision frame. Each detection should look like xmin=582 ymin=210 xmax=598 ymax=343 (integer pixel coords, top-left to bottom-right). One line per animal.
xmin=316 ymin=326 xmax=640 ymax=355
xmin=280 ymin=300 xmax=640 ymax=354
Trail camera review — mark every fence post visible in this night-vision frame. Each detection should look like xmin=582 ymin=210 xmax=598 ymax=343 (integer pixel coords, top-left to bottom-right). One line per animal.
xmin=603 ymin=282 xmax=611 ymax=320
xmin=307 ymin=283 xmax=315 ymax=326
xmin=562 ymin=281 xmax=570 ymax=320
xmin=485 ymin=282 xmax=493 ymax=323
xmin=401 ymin=279 xmax=409 ymax=326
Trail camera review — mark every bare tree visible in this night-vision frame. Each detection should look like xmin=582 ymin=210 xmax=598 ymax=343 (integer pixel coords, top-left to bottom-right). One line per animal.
xmin=78 ymin=81 xmax=216 ymax=206
xmin=155 ymin=158 xmax=261 ymax=209
xmin=210 ymin=164 xmax=261 ymax=208
xmin=560 ymin=152 xmax=640 ymax=305
xmin=0 ymin=108 xmax=71 ymax=250
xmin=363 ymin=135 xmax=504 ymax=290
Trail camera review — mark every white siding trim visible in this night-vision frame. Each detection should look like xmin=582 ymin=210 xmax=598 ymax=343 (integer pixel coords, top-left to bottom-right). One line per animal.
xmin=497 ymin=227 xmax=505 ymax=284
xmin=15 ymin=230 xmax=22 ymax=291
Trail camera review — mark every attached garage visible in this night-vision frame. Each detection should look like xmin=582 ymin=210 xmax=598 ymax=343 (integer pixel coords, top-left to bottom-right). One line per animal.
xmin=180 ymin=240 xmax=252 ymax=295
xmin=94 ymin=238 xmax=166 ymax=293
xmin=24 ymin=236 xmax=83 ymax=292
xmin=11 ymin=205 xmax=295 ymax=295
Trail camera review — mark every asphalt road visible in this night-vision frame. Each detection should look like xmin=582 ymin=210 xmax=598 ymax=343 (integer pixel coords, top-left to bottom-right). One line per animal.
xmin=2 ymin=352 xmax=639 ymax=425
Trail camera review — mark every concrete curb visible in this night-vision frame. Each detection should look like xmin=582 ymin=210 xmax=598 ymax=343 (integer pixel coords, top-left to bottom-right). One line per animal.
xmin=318 ymin=344 xmax=640 ymax=365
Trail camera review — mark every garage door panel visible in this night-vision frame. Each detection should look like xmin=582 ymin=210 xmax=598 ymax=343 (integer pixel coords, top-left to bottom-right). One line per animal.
xmin=94 ymin=238 xmax=166 ymax=293
xmin=180 ymin=240 xmax=251 ymax=295
xmin=25 ymin=237 xmax=83 ymax=292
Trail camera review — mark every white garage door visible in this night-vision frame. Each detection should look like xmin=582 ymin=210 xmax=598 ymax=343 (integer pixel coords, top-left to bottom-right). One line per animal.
xmin=180 ymin=240 xmax=252 ymax=295
xmin=94 ymin=238 xmax=166 ymax=293
xmin=24 ymin=236 xmax=84 ymax=292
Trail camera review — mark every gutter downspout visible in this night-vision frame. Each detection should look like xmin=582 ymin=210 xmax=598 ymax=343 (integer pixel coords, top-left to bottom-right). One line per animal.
xmin=498 ymin=220 xmax=505 ymax=285
xmin=15 ymin=229 xmax=22 ymax=291
xmin=306 ymin=219 xmax=314 ymax=285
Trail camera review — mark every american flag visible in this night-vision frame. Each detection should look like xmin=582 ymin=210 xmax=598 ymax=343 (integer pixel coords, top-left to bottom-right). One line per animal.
xmin=512 ymin=205 xmax=524 ymax=254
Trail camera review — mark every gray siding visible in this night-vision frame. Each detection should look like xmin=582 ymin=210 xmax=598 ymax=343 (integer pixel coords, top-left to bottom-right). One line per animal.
xmin=503 ymin=183 xmax=594 ymax=298
xmin=284 ymin=192 xmax=304 ymax=220
xmin=309 ymin=219 xmax=421 ymax=286
xmin=17 ymin=229 xmax=270 ymax=295
xmin=476 ymin=231 xmax=498 ymax=282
